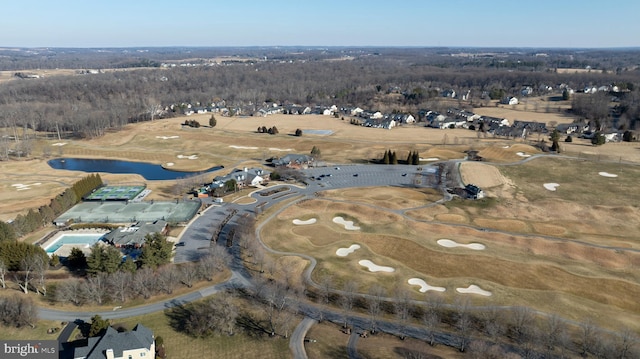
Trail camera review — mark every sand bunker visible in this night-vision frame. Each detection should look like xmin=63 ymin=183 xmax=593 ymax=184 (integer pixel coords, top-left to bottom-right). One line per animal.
xmin=437 ymin=239 xmax=485 ymax=250
xmin=336 ymin=244 xmax=361 ymax=257
xmin=229 ymin=145 xmax=258 ymax=150
xmin=269 ymin=147 xmax=293 ymax=151
xmin=333 ymin=216 xmax=360 ymax=230
xmin=502 ymin=145 xmax=510 ymax=148
xmin=598 ymin=172 xmax=618 ymax=178
xmin=358 ymin=260 xmax=395 ymax=273
xmin=456 ymin=285 xmax=492 ymax=296
xmin=156 ymin=135 xmax=180 ymax=140
xmin=408 ymin=278 xmax=446 ymax=293
xmin=516 ymin=152 xmax=531 ymax=157
xmin=420 ymin=157 xmax=439 ymax=161
xmin=51 ymin=142 xmax=67 ymax=146
xmin=12 ymin=183 xmax=41 ymax=191
xmin=165 ymin=162 xmax=175 ymax=167
xmin=177 ymin=154 xmax=198 ymax=160
xmin=543 ymin=183 xmax=559 ymax=191
xmin=292 ymin=218 xmax=317 ymax=225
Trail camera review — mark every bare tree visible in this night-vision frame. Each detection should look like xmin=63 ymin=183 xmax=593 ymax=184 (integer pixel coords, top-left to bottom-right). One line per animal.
xmin=179 ymin=263 xmax=199 ymax=288
xmin=32 ymin=254 xmax=48 ymax=296
xmin=16 ymin=256 xmax=35 ymax=294
xmin=317 ymin=273 xmax=333 ymax=306
xmin=510 ymin=306 xmax=535 ymax=343
xmin=393 ymin=287 xmax=412 ymax=340
xmin=614 ymin=328 xmax=639 ymax=359
xmin=83 ymin=272 xmax=108 ymax=305
xmin=456 ymin=312 xmax=472 ymax=353
xmin=367 ymin=284 xmax=386 ymax=334
xmin=341 ymin=280 xmax=359 ymax=329
xmin=156 ymin=265 xmax=179 ymax=294
xmin=108 ymin=270 xmax=132 ymax=303
xmin=215 ymin=292 xmax=238 ymax=336
xmin=542 ymin=314 xmax=563 ymax=356
xmin=55 ymin=278 xmax=85 ymax=306
xmin=0 ymin=259 xmax=7 ymax=289
xmin=482 ymin=306 xmax=505 ymax=343
xmin=422 ymin=306 xmax=440 ymax=346
xmin=580 ymin=318 xmax=597 ymax=357
xmin=133 ymin=266 xmax=156 ymax=298
xmin=263 ymin=279 xmax=294 ymax=337
xmin=0 ymin=295 xmax=37 ymax=328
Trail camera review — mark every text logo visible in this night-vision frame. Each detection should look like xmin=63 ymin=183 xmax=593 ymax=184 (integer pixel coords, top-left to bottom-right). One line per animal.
xmin=1 ymin=341 xmax=57 ymax=358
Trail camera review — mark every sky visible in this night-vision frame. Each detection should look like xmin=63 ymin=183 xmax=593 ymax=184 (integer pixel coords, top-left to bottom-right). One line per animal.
xmin=2 ymin=0 xmax=639 ymax=48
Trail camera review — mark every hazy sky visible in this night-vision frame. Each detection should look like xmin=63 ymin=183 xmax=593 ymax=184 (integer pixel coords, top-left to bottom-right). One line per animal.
xmin=2 ymin=0 xmax=638 ymax=48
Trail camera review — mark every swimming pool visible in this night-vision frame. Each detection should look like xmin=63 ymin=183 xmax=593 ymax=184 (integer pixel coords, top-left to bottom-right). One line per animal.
xmin=44 ymin=233 xmax=105 ymax=254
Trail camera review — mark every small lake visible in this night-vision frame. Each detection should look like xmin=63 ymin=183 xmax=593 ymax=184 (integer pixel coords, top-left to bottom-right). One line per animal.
xmin=47 ymin=158 xmax=223 ymax=180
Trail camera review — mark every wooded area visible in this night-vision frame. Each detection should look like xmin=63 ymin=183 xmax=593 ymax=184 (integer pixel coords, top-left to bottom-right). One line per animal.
xmin=0 ymin=47 xmax=638 ymax=144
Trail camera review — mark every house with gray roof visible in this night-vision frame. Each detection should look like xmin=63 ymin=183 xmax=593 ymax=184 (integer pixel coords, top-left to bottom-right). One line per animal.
xmin=272 ymin=154 xmax=314 ymax=169
xmin=102 ymin=220 xmax=168 ymax=248
xmin=73 ymin=324 xmax=155 ymax=359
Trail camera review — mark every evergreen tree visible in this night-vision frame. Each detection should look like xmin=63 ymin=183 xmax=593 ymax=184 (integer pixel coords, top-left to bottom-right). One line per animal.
xmin=119 ymin=256 xmax=137 ymax=273
xmin=67 ymin=247 xmax=87 ymax=269
xmin=209 ymin=115 xmax=217 ymax=127
xmin=382 ymin=150 xmax=390 ymax=164
xmin=295 ymin=128 xmax=303 ymax=136
xmin=550 ymin=129 xmax=561 ymax=153
xmin=139 ymin=233 xmax=173 ymax=269
xmin=88 ymin=315 xmax=110 ymax=337
xmin=310 ymin=146 xmax=321 ymax=158
xmin=0 ymin=241 xmax=48 ymax=271
xmin=391 ymin=151 xmax=398 ymax=164
xmin=0 ymin=221 xmax=16 ymax=242
xmin=591 ymin=132 xmax=606 ymax=146
xmin=87 ymin=244 xmax=122 ymax=275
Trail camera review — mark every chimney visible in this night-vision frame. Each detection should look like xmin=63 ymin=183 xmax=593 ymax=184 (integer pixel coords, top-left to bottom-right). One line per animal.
xmin=106 ymin=349 xmax=115 ymax=359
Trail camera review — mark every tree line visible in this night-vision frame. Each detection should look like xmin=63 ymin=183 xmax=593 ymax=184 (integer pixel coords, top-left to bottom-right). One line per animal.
xmin=1 ymin=53 xmax=638 ymax=147
xmin=0 ymin=173 xmax=103 ymax=238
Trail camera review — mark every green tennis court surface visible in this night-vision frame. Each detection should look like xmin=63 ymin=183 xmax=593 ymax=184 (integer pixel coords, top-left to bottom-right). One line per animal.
xmin=85 ymin=185 xmax=146 ymax=201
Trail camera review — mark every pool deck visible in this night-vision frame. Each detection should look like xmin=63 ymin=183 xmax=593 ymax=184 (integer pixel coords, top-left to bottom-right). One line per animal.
xmin=40 ymin=228 xmax=111 ymax=257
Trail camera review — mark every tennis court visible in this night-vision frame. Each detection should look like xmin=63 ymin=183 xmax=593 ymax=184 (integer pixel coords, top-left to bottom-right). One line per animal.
xmin=84 ymin=185 xmax=146 ymax=201
xmin=54 ymin=199 xmax=200 ymax=225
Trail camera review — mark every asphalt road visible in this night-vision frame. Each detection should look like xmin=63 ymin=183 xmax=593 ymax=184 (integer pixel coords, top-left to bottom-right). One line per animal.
xmin=290 ymin=317 xmax=317 ymax=359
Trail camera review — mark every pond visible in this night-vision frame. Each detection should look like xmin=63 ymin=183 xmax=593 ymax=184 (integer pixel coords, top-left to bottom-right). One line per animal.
xmin=47 ymin=158 xmax=223 ymax=180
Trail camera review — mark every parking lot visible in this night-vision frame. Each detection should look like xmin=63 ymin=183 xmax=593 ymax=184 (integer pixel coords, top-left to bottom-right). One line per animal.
xmin=302 ymin=164 xmax=439 ymax=190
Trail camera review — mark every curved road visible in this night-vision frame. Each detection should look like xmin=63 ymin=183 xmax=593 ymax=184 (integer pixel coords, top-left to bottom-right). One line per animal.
xmin=290 ymin=317 xmax=316 ymax=359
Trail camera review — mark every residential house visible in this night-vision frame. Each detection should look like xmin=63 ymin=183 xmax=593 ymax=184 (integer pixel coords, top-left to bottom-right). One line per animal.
xmin=479 ymin=116 xmax=510 ymax=128
xmin=501 ymin=97 xmax=519 ymax=105
xmin=465 ymin=184 xmax=485 ymax=199
xmin=72 ymin=324 xmax=155 ymax=359
xmin=555 ymin=123 xmax=579 ymax=135
xmin=441 ymin=89 xmax=456 ymax=98
xmin=521 ymin=86 xmax=533 ymax=96
xmin=386 ymin=113 xmax=415 ymax=124
xmin=272 ymin=154 xmax=314 ymax=169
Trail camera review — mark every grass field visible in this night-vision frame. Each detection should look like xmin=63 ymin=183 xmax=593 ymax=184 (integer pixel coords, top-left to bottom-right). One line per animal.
xmin=1 ymin=106 xmax=640 ymax=350
xmin=259 ymin=155 xmax=640 ymax=333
